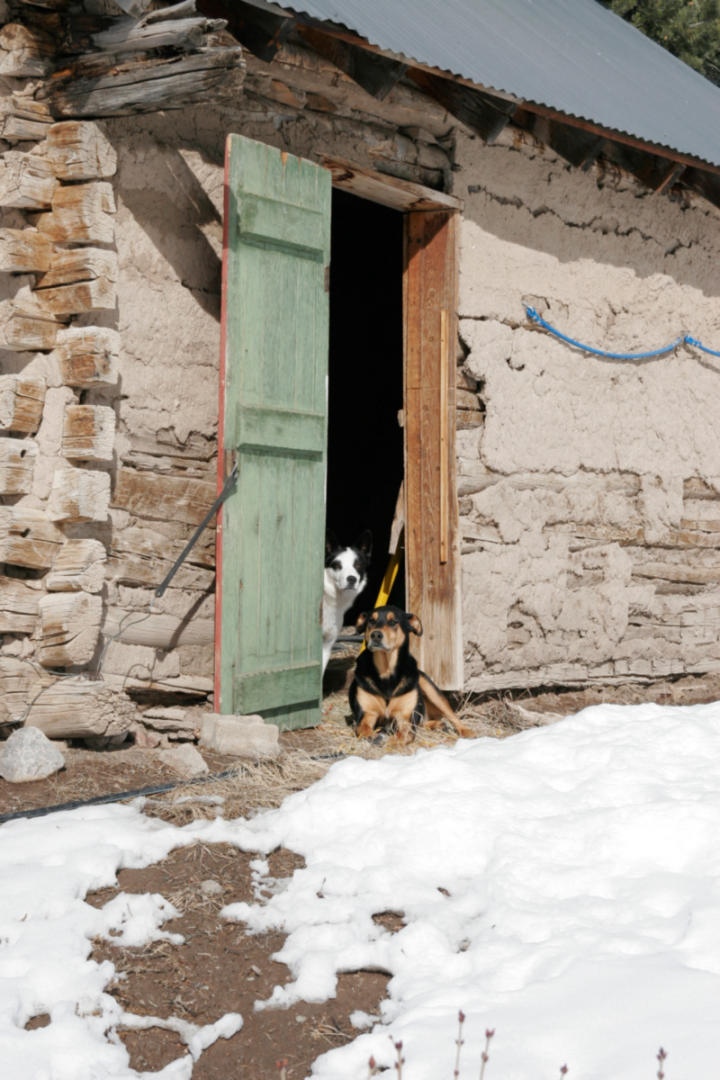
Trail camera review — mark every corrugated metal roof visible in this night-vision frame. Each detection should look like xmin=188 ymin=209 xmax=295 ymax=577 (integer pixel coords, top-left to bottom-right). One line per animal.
xmin=249 ymin=0 xmax=720 ymax=170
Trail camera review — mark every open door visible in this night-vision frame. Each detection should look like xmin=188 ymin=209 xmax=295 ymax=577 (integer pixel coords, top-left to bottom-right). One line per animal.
xmin=216 ymin=134 xmax=330 ymax=729
xmin=404 ymin=210 xmax=463 ymax=689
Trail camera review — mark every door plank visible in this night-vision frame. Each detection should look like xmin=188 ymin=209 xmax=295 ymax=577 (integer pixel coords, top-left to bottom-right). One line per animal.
xmin=404 ymin=210 xmax=463 ymax=689
xmin=219 ymin=135 xmax=330 ymax=729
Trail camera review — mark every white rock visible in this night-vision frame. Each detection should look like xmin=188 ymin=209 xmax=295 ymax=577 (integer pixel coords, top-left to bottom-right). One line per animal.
xmin=0 ymin=726 xmax=65 ymax=782
xmin=151 ymin=744 xmax=209 ymax=778
xmin=200 ymin=878 xmax=223 ymax=897
xmin=198 ymin=713 xmax=280 ymax=759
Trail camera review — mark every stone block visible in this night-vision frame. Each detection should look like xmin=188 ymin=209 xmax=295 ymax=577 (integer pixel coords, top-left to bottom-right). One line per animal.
xmin=152 ymin=744 xmax=208 ymax=778
xmin=0 ymin=725 xmax=64 ymax=782
xmin=198 ymin=712 xmax=280 ymax=759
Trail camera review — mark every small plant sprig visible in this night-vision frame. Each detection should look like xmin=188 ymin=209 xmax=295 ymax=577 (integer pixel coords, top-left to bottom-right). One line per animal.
xmin=453 ymin=1010 xmax=466 ymax=1079
xmin=478 ymin=1027 xmax=495 ymax=1080
xmin=393 ymin=1037 xmax=405 ymax=1078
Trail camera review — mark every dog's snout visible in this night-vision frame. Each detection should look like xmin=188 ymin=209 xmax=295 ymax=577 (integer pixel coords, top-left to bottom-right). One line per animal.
xmin=370 ymin=628 xmax=383 ymax=641
xmin=346 ymin=575 xmax=357 ymax=587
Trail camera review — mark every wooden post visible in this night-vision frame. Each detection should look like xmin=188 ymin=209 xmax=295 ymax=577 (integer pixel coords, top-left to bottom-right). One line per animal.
xmin=0 ymin=374 xmax=46 ymax=433
xmin=404 ymin=210 xmax=463 ymax=689
xmin=51 ymin=326 xmax=120 ymax=386
xmin=61 ymin=404 xmax=116 ymax=462
xmin=0 ymin=150 xmax=58 ymax=208
xmin=0 ymin=437 xmax=37 ymax=494
xmin=48 ymin=462 xmax=111 ymax=521
xmin=0 ymin=507 xmax=65 ymax=569
xmin=46 ymin=538 xmax=107 ymax=593
xmin=0 ymin=577 xmax=41 ymax=633
xmin=37 ymin=181 xmax=116 ymax=244
xmin=44 ymin=121 xmax=118 ymax=180
xmin=38 ymin=592 xmax=103 ymax=667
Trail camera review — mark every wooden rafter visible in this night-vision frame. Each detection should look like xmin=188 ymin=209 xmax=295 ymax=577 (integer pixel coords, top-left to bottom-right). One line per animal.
xmin=408 ymin=69 xmax=516 ymax=143
xmin=299 ymin=25 xmax=407 ymax=101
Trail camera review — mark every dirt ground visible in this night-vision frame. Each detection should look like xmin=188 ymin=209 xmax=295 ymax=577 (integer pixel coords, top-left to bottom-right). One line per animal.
xmin=6 ymin=661 xmax=720 ymax=1079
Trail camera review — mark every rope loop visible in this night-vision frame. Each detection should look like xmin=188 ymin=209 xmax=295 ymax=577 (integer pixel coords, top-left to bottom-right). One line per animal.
xmin=525 ymin=306 xmax=720 ymax=362
xmin=524 ymin=306 xmax=687 ymax=361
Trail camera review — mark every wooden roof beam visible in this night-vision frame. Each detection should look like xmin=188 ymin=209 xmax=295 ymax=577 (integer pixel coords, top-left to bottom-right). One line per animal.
xmin=298 ymin=25 xmax=407 ymax=101
xmin=231 ymin=6 xmax=297 ymax=62
xmin=408 ymin=69 xmax=516 ymax=142
xmin=269 ymin=12 xmax=720 ymax=182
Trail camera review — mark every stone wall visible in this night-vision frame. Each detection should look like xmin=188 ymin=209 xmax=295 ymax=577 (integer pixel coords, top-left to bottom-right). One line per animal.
xmin=455 ymin=127 xmax=720 ymax=691
xmin=0 ymin=33 xmax=458 ymax=732
xmin=5 ymin=16 xmax=720 ymax=718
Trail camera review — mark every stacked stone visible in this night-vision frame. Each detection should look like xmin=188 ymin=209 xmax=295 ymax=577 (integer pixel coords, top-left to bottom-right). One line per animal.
xmin=0 ymin=12 xmax=121 ymax=737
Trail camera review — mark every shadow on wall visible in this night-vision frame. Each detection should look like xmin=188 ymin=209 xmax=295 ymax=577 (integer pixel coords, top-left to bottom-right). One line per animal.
xmin=115 ymin=136 xmax=223 ymax=322
xmin=459 ymin=134 xmax=720 ymax=300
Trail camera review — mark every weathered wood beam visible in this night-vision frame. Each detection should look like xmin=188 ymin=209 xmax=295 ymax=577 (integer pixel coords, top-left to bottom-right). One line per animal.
xmin=0 ymin=96 xmax=54 ymax=143
xmin=0 ymin=437 xmax=37 ymax=495
xmin=50 ymin=326 xmax=120 ymax=387
xmin=0 ymin=578 xmax=42 ymax=634
xmin=26 ymin=679 xmax=136 ymax=740
xmin=43 ymin=46 xmax=245 ymax=117
xmin=13 ymin=0 xmax=70 ymax=10
xmin=409 ymin=69 xmax=516 ymax=142
xmin=111 ymin=0 xmax=156 ymax=15
xmin=0 ymin=151 xmax=58 ymax=209
xmin=38 ymin=592 xmax=103 ymax=667
xmin=48 ymin=461 xmax=111 ymax=522
xmin=0 ymin=507 xmax=65 ymax=569
xmin=46 ymin=537 xmax=107 ymax=593
xmin=111 ymin=467 xmax=216 ymax=526
xmin=61 ymin=404 xmax=116 ymax=463
xmin=0 ymin=228 xmax=53 ymax=272
xmin=0 ymin=294 xmax=62 ymax=351
xmin=323 ymin=156 xmax=461 ymax=211
xmin=90 ymin=14 xmax=227 ymax=57
xmin=300 ymin=25 xmax=407 ymax=101
xmin=37 ymin=181 xmax=116 ymax=244
xmin=0 ymin=23 xmax=55 ymax=78
xmin=34 ymin=247 xmax=118 ymax=316
xmin=655 ymin=162 xmax=686 ymax=195
xmin=0 ymin=375 xmax=46 ymax=434
xmin=104 ymin=605 xmax=214 ymax=649
xmin=43 ymin=121 xmax=117 ymax=180
xmin=233 ymin=6 xmax=297 ymax=62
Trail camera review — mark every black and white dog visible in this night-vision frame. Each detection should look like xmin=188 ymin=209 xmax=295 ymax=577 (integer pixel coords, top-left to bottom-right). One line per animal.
xmin=322 ymin=530 xmax=372 ymax=676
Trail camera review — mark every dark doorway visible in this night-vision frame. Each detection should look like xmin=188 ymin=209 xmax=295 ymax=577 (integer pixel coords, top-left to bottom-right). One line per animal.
xmin=326 ymin=188 xmax=405 ymax=621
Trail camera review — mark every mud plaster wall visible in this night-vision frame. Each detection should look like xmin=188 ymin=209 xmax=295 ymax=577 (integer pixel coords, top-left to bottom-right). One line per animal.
xmin=87 ymin=91 xmax=453 ymax=700
xmin=455 ymin=128 xmax=720 ymax=692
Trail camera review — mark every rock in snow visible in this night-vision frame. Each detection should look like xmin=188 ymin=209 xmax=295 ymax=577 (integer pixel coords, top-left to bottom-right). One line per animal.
xmin=0 ymin=725 xmax=65 ymax=783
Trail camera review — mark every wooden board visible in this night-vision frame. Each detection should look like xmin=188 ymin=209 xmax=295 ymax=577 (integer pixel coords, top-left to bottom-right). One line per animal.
xmin=218 ymin=133 xmax=330 ymax=730
xmin=404 ymin=210 xmax=463 ymax=689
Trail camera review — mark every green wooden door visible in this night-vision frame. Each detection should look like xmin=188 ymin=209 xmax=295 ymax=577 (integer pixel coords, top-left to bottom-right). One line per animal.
xmin=219 ymin=134 xmax=330 ymax=730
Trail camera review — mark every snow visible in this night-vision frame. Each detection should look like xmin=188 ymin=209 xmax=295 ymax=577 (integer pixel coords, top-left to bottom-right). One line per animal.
xmin=4 ymin=701 xmax=720 ymax=1078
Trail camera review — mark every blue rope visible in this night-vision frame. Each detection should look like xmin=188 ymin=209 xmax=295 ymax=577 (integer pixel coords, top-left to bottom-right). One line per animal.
xmin=685 ymin=335 xmax=720 ymax=359
xmin=525 ymin=306 xmax=720 ymax=360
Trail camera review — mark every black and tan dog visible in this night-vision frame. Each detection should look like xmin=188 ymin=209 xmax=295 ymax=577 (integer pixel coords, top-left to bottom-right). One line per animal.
xmin=349 ymin=605 xmax=471 ymax=745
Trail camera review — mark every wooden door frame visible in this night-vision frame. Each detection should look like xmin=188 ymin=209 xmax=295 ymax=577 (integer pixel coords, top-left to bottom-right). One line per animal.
xmin=324 ymin=158 xmax=464 ymax=689
xmin=215 ymin=154 xmax=464 ymax=706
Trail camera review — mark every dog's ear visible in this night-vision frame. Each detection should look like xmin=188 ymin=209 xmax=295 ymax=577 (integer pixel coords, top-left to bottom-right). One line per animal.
xmin=407 ymin=613 xmax=423 ymax=636
xmin=355 ymin=611 xmax=370 ymax=633
xmin=356 ymin=529 xmax=373 ymax=556
xmin=325 ymin=530 xmax=339 ymax=555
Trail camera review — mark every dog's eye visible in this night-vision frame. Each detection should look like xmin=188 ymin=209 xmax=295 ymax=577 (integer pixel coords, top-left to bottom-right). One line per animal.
xmin=331 ymin=560 xmax=341 ymax=570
